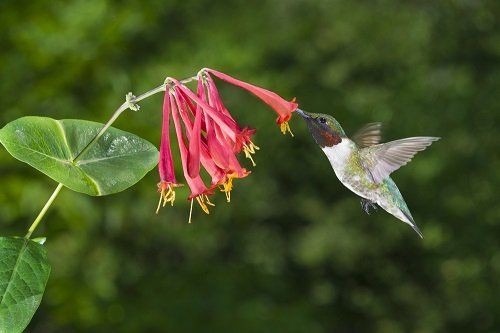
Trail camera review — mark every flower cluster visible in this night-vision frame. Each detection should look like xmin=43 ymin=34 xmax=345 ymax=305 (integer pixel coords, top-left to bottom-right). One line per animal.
xmin=156 ymin=68 xmax=298 ymax=221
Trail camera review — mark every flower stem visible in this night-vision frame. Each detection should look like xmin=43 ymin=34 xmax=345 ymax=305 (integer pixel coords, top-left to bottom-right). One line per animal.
xmin=25 ymin=183 xmax=64 ymax=239
xmin=25 ymin=75 xmax=197 ymax=238
xmin=74 ymin=76 xmax=197 ymax=162
xmin=75 ymin=84 xmax=160 ymax=161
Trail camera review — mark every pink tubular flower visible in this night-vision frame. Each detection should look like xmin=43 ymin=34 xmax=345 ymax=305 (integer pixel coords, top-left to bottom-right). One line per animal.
xmin=156 ymin=92 xmax=181 ymax=214
xmin=204 ymin=68 xmax=298 ymax=135
xmin=174 ymin=87 xmax=226 ymax=185
xmin=177 ymin=80 xmax=250 ymax=201
xmin=170 ymin=89 xmax=214 ymax=218
xmin=204 ymin=74 xmax=259 ymax=165
xmin=155 ymin=69 xmax=299 ymax=221
xmin=186 ymin=81 xmax=203 ymax=178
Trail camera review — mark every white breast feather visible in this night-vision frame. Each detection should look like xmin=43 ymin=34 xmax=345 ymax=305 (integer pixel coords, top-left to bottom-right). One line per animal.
xmin=321 ymin=139 xmax=354 ymax=176
xmin=321 ymin=139 xmax=373 ymax=200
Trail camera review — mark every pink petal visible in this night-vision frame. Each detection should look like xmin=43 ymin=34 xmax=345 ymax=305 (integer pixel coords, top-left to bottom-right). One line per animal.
xmin=186 ymin=81 xmax=204 ymax=178
xmin=174 ymin=88 xmax=226 ymax=186
xmin=205 ymin=75 xmax=237 ymax=126
xmin=158 ymin=91 xmax=177 ymax=184
xmin=172 ymin=79 xmax=238 ymax=141
xmin=203 ymin=106 xmax=231 ymax=170
xmin=234 ymin=127 xmax=256 ymax=153
xmin=170 ymin=89 xmax=208 ymax=198
xmin=206 ymin=69 xmax=298 ymax=124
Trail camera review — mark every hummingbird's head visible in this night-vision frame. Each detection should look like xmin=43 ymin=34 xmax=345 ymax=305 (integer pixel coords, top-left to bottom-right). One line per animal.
xmin=295 ymin=109 xmax=346 ymax=147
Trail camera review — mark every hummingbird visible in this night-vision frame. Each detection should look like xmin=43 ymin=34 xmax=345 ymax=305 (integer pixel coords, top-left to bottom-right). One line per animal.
xmin=295 ymin=109 xmax=439 ymax=238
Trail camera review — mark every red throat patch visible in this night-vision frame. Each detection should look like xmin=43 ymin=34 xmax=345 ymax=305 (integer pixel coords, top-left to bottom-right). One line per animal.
xmin=319 ymin=130 xmax=342 ymax=147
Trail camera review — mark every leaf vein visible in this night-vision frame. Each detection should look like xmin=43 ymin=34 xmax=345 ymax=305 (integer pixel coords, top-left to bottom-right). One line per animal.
xmin=0 ymin=239 xmax=29 ymax=310
xmin=1 ymin=140 xmax=71 ymax=165
xmin=75 ymin=151 xmax=152 ymax=165
xmin=55 ymin=120 xmax=73 ymax=161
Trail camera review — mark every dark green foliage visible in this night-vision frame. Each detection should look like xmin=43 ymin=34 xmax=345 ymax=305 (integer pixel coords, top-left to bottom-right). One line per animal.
xmin=0 ymin=0 xmax=498 ymax=332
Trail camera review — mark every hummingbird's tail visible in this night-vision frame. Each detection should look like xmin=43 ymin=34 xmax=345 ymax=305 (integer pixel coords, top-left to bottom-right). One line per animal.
xmin=377 ymin=177 xmax=424 ymax=238
xmin=402 ymin=211 xmax=424 ymax=239
xmin=380 ymin=200 xmax=424 ymax=238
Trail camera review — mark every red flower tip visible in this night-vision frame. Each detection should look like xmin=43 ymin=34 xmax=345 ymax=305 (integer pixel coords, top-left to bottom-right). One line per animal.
xmin=234 ymin=127 xmax=256 ymax=152
xmin=219 ymin=169 xmax=250 ymax=203
xmin=205 ymin=68 xmax=298 ymax=135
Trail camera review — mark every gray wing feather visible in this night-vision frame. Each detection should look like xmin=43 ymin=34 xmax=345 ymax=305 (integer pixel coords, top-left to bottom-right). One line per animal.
xmin=361 ymin=136 xmax=440 ymax=183
xmin=352 ymin=122 xmax=382 ymax=148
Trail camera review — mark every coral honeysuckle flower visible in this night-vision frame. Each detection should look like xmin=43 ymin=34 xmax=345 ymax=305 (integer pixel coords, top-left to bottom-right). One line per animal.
xmin=204 ymin=74 xmax=238 ymax=131
xmin=204 ymin=68 xmax=298 ymax=135
xmin=175 ymin=82 xmax=250 ymax=202
xmin=174 ymin=79 xmax=237 ymax=142
xmin=156 ymin=69 xmax=299 ymax=221
xmin=204 ymin=74 xmax=259 ymax=165
xmin=156 ymin=91 xmax=181 ymax=214
xmin=186 ymin=81 xmax=203 ymax=178
xmin=173 ymin=86 xmax=226 ymax=187
xmin=170 ymin=88 xmax=215 ymax=220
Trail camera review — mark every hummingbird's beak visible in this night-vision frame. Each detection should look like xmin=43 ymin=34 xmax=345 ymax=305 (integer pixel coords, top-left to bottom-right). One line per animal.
xmin=295 ymin=109 xmax=311 ymax=119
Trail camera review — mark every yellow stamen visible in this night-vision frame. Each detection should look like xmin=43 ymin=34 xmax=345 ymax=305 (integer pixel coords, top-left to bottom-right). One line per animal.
xmin=155 ymin=183 xmax=179 ymax=214
xmin=163 ymin=184 xmax=176 ymax=207
xmin=188 ymin=199 xmax=194 ymax=224
xmin=195 ymin=194 xmax=214 ymax=215
xmin=188 ymin=194 xmax=215 ymax=223
xmin=220 ymin=175 xmax=235 ymax=203
xmin=205 ymin=195 xmax=215 ymax=207
xmin=155 ymin=193 xmax=164 ymax=214
xmin=196 ymin=196 xmax=209 ymax=214
xmin=242 ymin=141 xmax=260 ymax=166
xmin=280 ymin=121 xmax=294 ymax=137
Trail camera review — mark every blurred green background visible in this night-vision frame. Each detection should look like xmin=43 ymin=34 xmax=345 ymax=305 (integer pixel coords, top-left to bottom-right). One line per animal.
xmin=1 ymin=0 xmax=499 ymax=332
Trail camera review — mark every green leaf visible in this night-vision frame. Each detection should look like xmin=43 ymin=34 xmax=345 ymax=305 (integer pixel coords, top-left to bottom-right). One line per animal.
xmin=0 ymin=116 xmax=159 ymax=196
xmin=0 ymin=237 xmax=51 ymax=333
xmin=31 ymin=237 xmax=46 ymax=245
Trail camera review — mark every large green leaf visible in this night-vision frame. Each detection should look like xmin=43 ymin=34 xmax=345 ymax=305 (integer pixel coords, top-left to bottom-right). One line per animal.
xmin=0 ymin=237 xmax=50 ymax=333
xmin=0 ymin=116 xmax=158 ymax=196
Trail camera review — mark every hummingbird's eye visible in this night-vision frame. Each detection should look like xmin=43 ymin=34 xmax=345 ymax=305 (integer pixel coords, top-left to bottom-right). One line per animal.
xmin=318 ymin=117 xmax=327 ymax=124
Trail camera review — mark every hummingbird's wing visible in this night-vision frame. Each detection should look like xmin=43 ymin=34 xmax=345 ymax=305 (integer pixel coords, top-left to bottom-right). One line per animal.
xmin=352 ymin=122 xmax=382 ymax=148
xmin=360 ymin=137 xmax=440 ymax=183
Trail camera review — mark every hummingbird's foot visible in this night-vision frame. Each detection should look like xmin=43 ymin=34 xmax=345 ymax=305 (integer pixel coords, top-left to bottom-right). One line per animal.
xmin=360 ymin=198 xmax=377 ymax=215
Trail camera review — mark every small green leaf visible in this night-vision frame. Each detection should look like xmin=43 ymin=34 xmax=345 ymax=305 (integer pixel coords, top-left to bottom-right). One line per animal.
xmin=31 ymin=237 xmax=46 ymax=245
xmin=0 ymin=116 xmax=159 ymax=196
xmin=0 ymin=237 xmax=51 ymax=333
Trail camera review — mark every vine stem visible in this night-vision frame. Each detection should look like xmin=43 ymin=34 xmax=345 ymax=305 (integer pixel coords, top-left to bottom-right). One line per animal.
xmin=74 ymin=76 xmax=197 ymax=162
xmin=25 ymin=75 xmax=197 ymax=239
xmin=25 ymin=183 xmax=64 ymax=239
